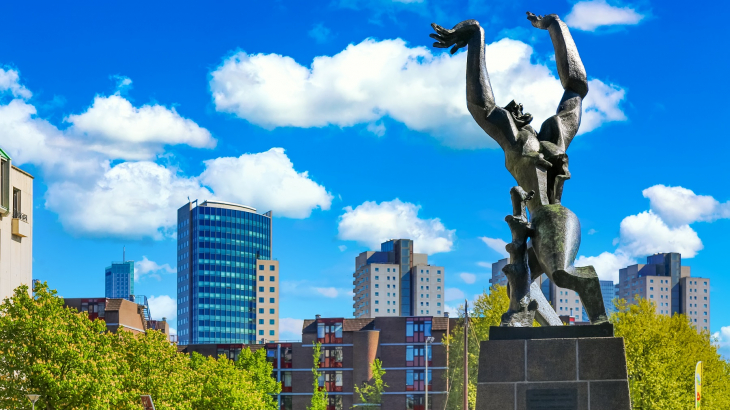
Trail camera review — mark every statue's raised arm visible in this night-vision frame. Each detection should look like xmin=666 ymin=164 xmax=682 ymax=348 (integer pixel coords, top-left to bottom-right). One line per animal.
xmin=528 ymin=12 xmax=588 ymax=154
xmin=430 ymin=20 xmax=524 ymax=152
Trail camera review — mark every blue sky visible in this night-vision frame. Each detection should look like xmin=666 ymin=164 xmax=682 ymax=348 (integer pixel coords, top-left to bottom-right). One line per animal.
xmin=1 ymin=0 xmax=729 ymax=354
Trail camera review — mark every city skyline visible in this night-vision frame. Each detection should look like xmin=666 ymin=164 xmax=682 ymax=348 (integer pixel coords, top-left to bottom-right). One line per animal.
xmin=0 ymin=0 xmax=728 ymax=357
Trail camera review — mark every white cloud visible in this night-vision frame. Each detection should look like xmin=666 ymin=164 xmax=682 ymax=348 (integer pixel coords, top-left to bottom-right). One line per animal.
xmin=199 ymin=148 xmax=333 ymax=218
xmin=66 ymin=94 xmax=216 ymax=160
xmin=476 ymin=261 xmax=492 ymax=269
xmin=588 ymin=229 xmax=597 ymax=235
xmin=209 ymin=37 xmax=626 ymax=149
xmin=642 ymin=185 xmax=730 ymax=227
xmin=308 ymin=23 xmax=332 ymax=44
xmin=445 ymin=287 xmax=465 ymax=302
xmin=338 ymin=199 xmax=455 ymax=254
xmin=479 ymin=237 xmax=509 ymax=258
xmin=459 ymin=272 xmax=477 ymax=284
xmin=134 ymin=256 xmax=175 ymax=281
xmin=338 ymin=245 xmax=348 ymax=252
xmin=576 ymin=251 xmax=634 ymax=283
xmin=444 ymin=303 xmax=460 ymax=317
xmin=148 ymin=295 xmax=176 ymax=323
xmin=713 ymin=326 xmax=730 ymax=360
xmin=577 ymin=185 xmax=728 ymax=282
xmin=0 ymin=67 xmax=32 ymax=99
xmin=45 ymin=161 xmax=212 ymax=239
xmin=315 ymin=287 xmax=340 ymax=298
xmin=280 ymin=318 xmax=304 ymax=341
xmin=565 ymin=0 xmax=646 ymax=31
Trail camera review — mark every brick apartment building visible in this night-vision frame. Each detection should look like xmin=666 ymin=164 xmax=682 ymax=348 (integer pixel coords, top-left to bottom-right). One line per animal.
xmin=63 ymin=297 xmax=170 ymax=338
xmin=182 ymin=315 xmax=456 ymax=410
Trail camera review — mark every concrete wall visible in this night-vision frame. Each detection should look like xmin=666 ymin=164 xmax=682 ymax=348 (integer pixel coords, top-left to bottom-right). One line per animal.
xmin=0 ymin=165 xmax=33 ymax=301
xmin=256 ymin=259 xmax=280 ymax=341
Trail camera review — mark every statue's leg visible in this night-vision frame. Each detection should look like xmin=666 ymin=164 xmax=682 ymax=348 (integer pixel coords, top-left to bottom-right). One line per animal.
xmin=551 ymin=265 xmax=608 ymax=324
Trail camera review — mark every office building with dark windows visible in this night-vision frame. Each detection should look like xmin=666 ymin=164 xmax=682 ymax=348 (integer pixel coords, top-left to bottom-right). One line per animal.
xmin=353 ymin=239 xmax=445 ymax=318
xmin=181 ymin=315 xmax=455 ymax=410
xmin=618 ymin=252 xmax=711 ymax=332
xmin=176 ymin=200 xmax=275 ymax=345
xmin=105 ymin=258 xmax=134 ymax=300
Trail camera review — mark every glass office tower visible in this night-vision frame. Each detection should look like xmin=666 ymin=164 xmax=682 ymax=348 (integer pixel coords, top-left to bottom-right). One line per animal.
xmin=381 ymin=239 xmax=413 ymax=316
xmin=105 ymin=260 xmax=134 ymax=300
xmin=176 ymin=200 xmax=272 ymax=345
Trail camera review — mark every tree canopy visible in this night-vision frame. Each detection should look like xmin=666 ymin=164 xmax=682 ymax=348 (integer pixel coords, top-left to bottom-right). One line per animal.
xmin=0 ymin=282 xmax=280 ymax=410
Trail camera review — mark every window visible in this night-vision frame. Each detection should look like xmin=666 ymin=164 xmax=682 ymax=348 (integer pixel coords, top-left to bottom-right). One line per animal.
xmin=406 ymin=345 xmax=432 ymax=367
xmin=437 ymin=278 xmax=441 ymax=283
xmin=323 ymin=371 xmax=344 ymax=392
xmin=259 ymin=297 xmax=264 ymax=303
xmin=259 ymin=265 xmax=264 ymax=270
xmin=282 ymin=372 xmax=293 ymax=392
xmin=406 ymin=318 xmax=432 ymax=343
xmin=259 ymin=330 xmax=264 ymax=335
xmin=270 ymin=319 xmax=275 ymax=325
xmin=326 ymin=396 xmax=343 ymax=410
xmin=375 ymin=268 xmax=379 ymax=272
xmin=259 ymin=319 xmax=264 ymax=324
xmin=270 ymin=276 xmax=275 ymax=282
xmin=12 ymin=188 xmax=21 ymax=217
xmin=317 ymin=320 xmax=343 ymax=343
xmin=321 ymin=346 xmax=344 ymax=368
xmin=375 ymin=284 xmax=379 ymax=288
xmin=406 ymin=370 xmax=432 ymax=391
xmin=259 ymin=286 xmax=264 ymax=292
xmin=376 ymin=300 xmax=379 ymax=304
xmin=259 ymin=276 xmax=264 ymax=281
xmin=269 ymin=309 xmax=275 ymax=314
xmin=270 ymin=287 xmax=275 ymax=292
xmin=269 ymin=330 xmax=275 ymax=336
xmin=375 ymin=309 xmax=379 ymax=312
xmin=375 ymin=276 xmax=379 ymax=280
xmin=375 ymin=292 xmax=379 ymax=296
xmin=270 ymin=298 xmax=275 ymax=303
xmin=259 ymin=308 xmax=264 ymax=314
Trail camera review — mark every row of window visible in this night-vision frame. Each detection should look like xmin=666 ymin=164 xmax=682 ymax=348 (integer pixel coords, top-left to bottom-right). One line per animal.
xmin=278 ymin=394 xmax=432 ymax=410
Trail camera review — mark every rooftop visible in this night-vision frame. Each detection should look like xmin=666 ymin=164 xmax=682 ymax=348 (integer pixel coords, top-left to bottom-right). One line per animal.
xmin=200 ymin=200 xmax=258 ymax=214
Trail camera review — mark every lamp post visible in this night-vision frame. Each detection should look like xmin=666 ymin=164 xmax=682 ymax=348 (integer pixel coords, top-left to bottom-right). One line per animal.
xmin=425 ymin=336 xmax=435 ymax=410
xmin=26 ymin=395 xmax=40 ymax=410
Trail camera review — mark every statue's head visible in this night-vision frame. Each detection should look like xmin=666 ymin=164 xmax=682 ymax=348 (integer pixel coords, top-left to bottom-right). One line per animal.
xmin=505 ymin=100 xmax=533 ymax=129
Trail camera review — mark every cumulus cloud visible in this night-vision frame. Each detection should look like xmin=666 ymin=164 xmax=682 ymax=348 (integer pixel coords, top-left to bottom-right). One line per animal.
xmin=315 ymin=287 xmax=340 ymax=298
xmin=577 ymin=185 xmax=727 ymax=282
xmin=66 ymin=94 xmax=215 ymax=160
xmin=0 ymin=72 xmax=332 ymax=239
xmin=712 ymin=326 xmax=730 ymax=359
xmin=460 ymin=272 xmax=477 ymax=284
xmin=338 ymin=199 xmax=455 ymax=254
xmin=134 ymin=256 xmax=175 ymax=281
xmin=0 ymin=67 xmax=32 ymax=99
xmin=148 ymin=295 xmax=176 ymax=323
xmin=565 ymin=0 xmax=646 ymax=31
xmin=45 ymin=161 xmax=212 ymax=239
xmin=445 ymin=287 xmax=466 ymax=302
xmin=479 ymin=237 xmax=509 ymax=258
xmin=642 ymin=185 xmax=730 ymax=226
xmin=280 ymin=318 xmax=305 ymax=341
xmin=210 ymin=37 xmax=626 ymax=149
xmin=199 ymin=148 xmax=333 ymax=218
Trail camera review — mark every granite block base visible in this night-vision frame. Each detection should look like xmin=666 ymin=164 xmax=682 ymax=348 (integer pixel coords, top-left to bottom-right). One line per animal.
xmin=476 ymin=336 xmax=631 ymax=410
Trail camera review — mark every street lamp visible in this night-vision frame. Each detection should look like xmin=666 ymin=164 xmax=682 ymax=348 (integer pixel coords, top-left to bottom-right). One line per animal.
xmin=26 ymin=395 xmax=40 ymax=410
xmin=425 ymin=336 xmax=435 ymax=410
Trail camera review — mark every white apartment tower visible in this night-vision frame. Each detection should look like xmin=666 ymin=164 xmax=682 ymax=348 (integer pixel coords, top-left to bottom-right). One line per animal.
xmin=0 ymin=148 xmax=33 ymax=300
xmin=353 ymin=239 xmax=445 ymax=318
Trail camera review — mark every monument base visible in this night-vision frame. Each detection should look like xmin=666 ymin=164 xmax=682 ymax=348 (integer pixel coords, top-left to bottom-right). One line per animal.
xmin=476 ymin=328 xmax=631 ymax=410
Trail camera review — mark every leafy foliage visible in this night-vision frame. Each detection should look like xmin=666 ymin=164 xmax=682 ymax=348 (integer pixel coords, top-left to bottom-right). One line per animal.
xmin=308 ymin=342 xmax=328 ymax=410
xmin=613 ymin=297 xmax=730 ymax=410
xmin=0 ymin=282 xmax=280 ymax=410
xmin=353 ymin=358 xmax=387 ymax=408
xmin=442 ymin=284 xmax=510 ymax=410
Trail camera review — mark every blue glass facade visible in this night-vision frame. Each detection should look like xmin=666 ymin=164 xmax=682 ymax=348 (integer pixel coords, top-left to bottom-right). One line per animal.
xmin=381 ymin=239 xmax=413 ymax=316
xmin=600 ymin=280 xmax=617 ymax=315
xmin=177 ymin=201 xmax=271 ymax=345
xmin=105 ymin=261 xmax=134 ymax=300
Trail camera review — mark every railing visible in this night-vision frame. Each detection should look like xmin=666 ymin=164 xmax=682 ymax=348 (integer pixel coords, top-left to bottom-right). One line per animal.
xmin=12 ymin=210 xmax=27 ymax=222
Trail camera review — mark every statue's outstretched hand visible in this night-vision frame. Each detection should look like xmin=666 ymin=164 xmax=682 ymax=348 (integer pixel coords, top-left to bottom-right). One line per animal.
xmin=526 ymin=12 xmax=558 ymax=30
xmin=430 ymin=20 xmax=479 ymax=54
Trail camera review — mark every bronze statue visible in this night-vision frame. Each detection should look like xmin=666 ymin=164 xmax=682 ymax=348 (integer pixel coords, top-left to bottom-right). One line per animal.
xmin=430 ymin=12 xmax=608 ymax=326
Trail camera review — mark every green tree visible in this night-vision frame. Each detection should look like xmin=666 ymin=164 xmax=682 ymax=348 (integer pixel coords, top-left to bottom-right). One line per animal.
xmin=613 ymin=297 xmax=730 ymax=410
xmin=308 ymin=342 xmax=327 ymax=410
xmin=0 ymin=282 xmax=120 ymax=410
xmin=235 ymin=347 xmax=281 ymax=409
xmin=353 ymin=358 xmax=387 ymax=408
xmin=442 ymin=285 xmax=510 ymax=410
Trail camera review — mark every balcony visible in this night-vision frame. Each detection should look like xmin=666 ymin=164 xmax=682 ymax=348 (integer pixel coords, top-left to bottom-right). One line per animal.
xmin=12 ymin=210 xmax=29 ymax=237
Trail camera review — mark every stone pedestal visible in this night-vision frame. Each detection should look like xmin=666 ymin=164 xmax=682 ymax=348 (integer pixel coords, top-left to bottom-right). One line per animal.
xmin=476 ymin=326 xmax=631 ymax=410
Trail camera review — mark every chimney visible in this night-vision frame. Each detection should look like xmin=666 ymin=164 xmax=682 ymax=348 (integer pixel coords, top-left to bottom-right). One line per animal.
xmin=315 ymin=314 xmax=321 ymax=320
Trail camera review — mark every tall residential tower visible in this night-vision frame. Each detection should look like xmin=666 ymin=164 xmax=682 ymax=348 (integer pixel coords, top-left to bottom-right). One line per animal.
xmin=353 ymin=239 xmax=445 ymax=318
xmin=177 ymin=200 xmax=278 ymax=345
xmin=105 ymin=255 xmax=135 ymax=300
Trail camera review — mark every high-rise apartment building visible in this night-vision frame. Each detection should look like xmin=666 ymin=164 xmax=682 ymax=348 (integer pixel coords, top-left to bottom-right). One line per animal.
xmin=177 ymin=200 xmax=277 ymax=345
xmin=105 ymin=256 xmax=134 ymax=300
xmin=489 ymin=259 xmax=508 ymax=287
xmin=0 ymin=148 xmax=33 ymax=300
xmin=619 ymin=253 xmax=710 ymax=331
xmin=353 ymin=239 xmax=445 ymax=318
